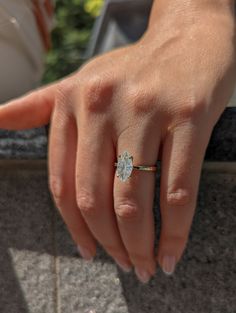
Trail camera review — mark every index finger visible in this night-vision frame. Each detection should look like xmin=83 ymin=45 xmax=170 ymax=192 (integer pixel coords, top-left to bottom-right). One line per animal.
xmin=0 ymin=83 xmax=57 ymax=129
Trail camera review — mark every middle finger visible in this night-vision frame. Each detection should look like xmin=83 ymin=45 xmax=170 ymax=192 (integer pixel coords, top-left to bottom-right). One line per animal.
xmin=75 ymin=114 xmax=133 ymax=272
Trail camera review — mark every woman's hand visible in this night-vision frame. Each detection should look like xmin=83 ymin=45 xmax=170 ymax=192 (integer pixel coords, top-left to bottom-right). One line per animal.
xmin=0 ymin=1 xmax=235 ymax=283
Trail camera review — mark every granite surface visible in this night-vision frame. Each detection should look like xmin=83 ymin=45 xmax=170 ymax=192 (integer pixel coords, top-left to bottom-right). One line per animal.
xmin=0 ymin=164 xmax=235 ymax=313
xmin=0 ymin=166 xmax=55 ymax=313
xmin=0 ymin=128 xmax=47 ymax=160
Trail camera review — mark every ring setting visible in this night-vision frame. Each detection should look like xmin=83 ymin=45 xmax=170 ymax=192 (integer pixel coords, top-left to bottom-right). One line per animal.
xmin=115 ymin=151 xmax=157 ymax=182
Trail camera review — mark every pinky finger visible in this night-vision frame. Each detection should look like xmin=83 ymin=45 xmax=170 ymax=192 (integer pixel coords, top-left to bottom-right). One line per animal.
xmin=157 ymin=121 xmax=212 ymax=275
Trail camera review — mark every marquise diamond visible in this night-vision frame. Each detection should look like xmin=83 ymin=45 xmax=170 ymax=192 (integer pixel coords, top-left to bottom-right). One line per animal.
xmin=116 ymin=151 xmax=133 ymax=182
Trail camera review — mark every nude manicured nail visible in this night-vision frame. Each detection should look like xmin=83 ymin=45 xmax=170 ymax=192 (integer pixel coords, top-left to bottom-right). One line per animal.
xmin=77 ymin=245 xmax=94 ymax=261
xmin=162 ymin=255 xmax=176 ymax=275
xmin=135 ymin=267 xmax=151 ymax=283
xmin=115 ymin=259 xmax=132 ymax=273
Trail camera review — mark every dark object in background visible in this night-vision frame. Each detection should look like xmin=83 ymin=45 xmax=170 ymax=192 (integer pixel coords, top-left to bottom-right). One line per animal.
xmin=86 ymin=0 xmax=153 ymax=58
xmin=45 ymin=124 xmax=50 ymax=137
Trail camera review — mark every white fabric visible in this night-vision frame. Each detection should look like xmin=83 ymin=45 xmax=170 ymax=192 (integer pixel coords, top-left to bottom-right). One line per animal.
xmin=0 ymin=0 xmax=45 ymax=103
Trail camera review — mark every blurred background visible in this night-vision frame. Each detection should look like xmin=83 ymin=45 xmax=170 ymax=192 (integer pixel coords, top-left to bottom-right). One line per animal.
xmin=0 ymin=0 xmax=235 ymax=105
xmin=43 ymin=0 xmax=104 ymax=84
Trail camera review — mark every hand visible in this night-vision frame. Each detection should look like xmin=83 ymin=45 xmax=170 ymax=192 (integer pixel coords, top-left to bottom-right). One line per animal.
xmin=0 ymin=2 xmax=235 ymax=283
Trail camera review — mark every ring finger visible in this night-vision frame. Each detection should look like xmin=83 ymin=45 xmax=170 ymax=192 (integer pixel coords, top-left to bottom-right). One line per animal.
xmin=114 ymin=123 xmax=160 ymax=283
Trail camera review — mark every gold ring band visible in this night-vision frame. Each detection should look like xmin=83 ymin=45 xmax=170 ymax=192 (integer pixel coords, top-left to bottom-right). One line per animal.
xmin=133 ymin=165 xmax=157 ymax=172
xmin=114 ymin=163 xmax=157 ymax=172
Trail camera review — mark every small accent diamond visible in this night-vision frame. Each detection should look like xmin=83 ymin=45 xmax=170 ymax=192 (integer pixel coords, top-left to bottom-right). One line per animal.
xmin=116 ymin=151 xmax=133 ymax=182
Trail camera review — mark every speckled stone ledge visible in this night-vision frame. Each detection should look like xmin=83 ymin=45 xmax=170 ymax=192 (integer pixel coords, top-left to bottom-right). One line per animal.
xmin=0 ymin=107 xmax=235 ymax=161
xmin=0 ymin=128 xmax=47 ymax=160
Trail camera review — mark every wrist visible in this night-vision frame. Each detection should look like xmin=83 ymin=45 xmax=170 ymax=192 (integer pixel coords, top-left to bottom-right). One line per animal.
xmin=143 ymin=0 xmax=235 ymax=43
xmin=148 ymin=0 xmax=235 ymax=29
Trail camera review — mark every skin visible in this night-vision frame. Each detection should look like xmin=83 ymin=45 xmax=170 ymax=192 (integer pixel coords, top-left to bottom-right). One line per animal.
xmin=0 ymin=0 xmax=235 ymax=283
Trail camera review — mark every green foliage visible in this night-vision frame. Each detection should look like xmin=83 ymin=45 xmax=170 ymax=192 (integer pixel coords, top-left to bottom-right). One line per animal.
xmin=84 ymin=0 xmax=104 ymax=17
xmin=43 ymin=0 xmax=104 ymax=84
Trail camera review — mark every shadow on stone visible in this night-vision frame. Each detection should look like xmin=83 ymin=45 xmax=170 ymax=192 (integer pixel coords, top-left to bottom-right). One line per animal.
xmin=0 ymin=168 xmax=55 ymax=313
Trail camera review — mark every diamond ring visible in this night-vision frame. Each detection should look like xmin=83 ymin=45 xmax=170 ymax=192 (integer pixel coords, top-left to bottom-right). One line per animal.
xmin=115 ymin=151 xmax=157 ymax=182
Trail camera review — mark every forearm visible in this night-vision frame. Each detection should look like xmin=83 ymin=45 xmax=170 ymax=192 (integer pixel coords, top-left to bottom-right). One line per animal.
xmin=148 ymin=0 xmax=235 ymax=29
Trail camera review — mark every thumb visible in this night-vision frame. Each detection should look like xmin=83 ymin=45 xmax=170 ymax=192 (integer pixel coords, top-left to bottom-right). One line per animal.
xmin=0 ymin=82 xmax=58 ymax=130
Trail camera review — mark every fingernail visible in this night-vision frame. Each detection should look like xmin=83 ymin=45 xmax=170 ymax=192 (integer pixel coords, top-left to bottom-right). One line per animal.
xmin=135 ymin=267 xmax=151 ymax=284
xmin=162 ymin=255 xmax=176 ymax=276
xmin=115 ymin=259 xmax=132 ymax=273
xmin=77 ymin=245 xmax=94 ymax=261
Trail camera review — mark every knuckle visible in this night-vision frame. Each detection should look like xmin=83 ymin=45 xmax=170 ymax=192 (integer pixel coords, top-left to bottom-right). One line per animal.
xmin=56 ymin=81 xmax=73 ymax=103
xmin=49 ymin=177 xmax=66 ymax=208
xmin=127 ymin=84 xmax=157 ymax=115
xmin=82 ymin=75 xmax=114 ymax=113
xmin=76 ymin=193 xmax=97 ymax=217
xmin=174 ymin=98 xmax=208 ymax=122
xmin=114 ymin=202 xmax=140 ymax=220
xmin=55 ymin=80 xmax=75 ymax=113
xmin=165 ymin=188 xmax=192 ymax=207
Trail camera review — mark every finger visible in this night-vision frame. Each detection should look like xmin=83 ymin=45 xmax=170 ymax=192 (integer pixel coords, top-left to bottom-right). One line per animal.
xmin=48 ymin=100 xmax=97 ymax=260
xmin=114 ymin=125 xmax=160 ymax=283
xmin=75 ymin=116 xmax=133 ymax=272
xmin=0 ymin=83 xmax=57 ymax=130
xmin=157 ymin=120 xmax=212 ymax=275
